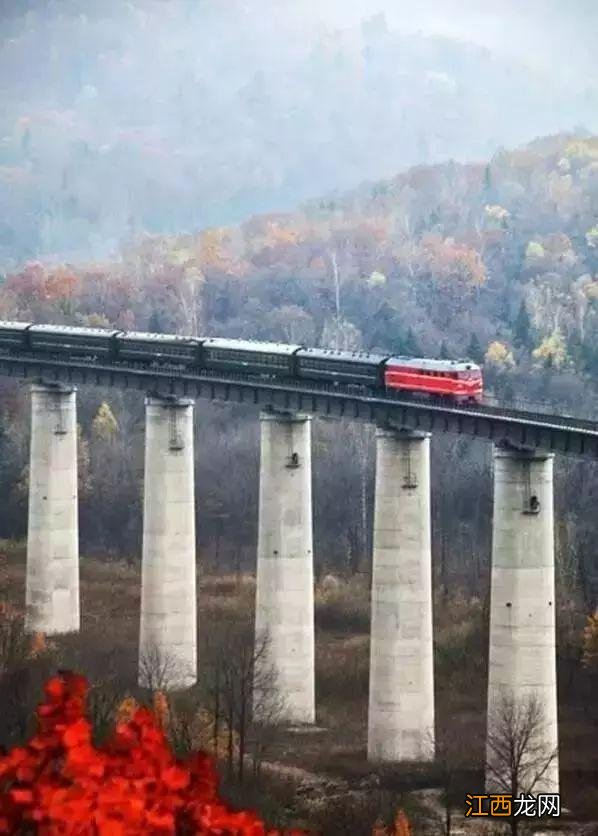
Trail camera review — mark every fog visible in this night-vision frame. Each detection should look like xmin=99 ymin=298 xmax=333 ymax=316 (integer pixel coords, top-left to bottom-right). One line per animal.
xmin=0 ymin=0 xmax=596 ymax=266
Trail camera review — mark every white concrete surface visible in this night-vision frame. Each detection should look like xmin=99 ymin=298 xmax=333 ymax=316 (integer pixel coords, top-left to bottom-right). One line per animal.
xmin=486 ymin=447 xmax=559 ymax=794
xmin=25 ymin=384 xmax=80 ymax=635
xmin=139 ymin=396 xmax=197 ymax=690
xmin=368 ymin=428 xmax=435 ymax=762
xmin=253 ymin=411 xmax=315 ymax=725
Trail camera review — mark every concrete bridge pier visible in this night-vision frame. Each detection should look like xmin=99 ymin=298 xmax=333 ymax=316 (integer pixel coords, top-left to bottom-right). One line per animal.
xmin=253 ymin=411 xmax=315 ymax=725
xmin=139 ymin=396 xmax=197 ymax=690
xmin=486 ymin=445 xmax=559 ymax=793
xmin=367 ymin=427 xmax=435 ymax=762
xmin=25 ymin=383 xmax=80 ymax=635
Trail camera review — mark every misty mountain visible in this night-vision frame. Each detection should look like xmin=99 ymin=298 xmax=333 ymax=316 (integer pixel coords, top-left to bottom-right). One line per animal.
xmin=0 ymin=1 xmax=596 ymax=268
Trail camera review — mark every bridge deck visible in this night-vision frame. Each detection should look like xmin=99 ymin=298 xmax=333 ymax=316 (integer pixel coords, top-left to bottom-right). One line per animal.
xmin=1 ymin=352 xmax=597 ymax=459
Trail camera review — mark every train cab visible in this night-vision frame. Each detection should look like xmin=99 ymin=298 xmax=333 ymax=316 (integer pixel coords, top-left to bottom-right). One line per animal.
xmin=384 ymin=357 xmax=483 ymax=403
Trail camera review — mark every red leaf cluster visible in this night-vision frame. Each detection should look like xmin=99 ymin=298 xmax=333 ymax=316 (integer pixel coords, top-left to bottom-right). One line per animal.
xmin=0 ymin=672 xmax=308 ymax=835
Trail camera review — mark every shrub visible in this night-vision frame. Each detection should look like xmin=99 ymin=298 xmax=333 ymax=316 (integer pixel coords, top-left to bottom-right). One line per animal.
xmin=314 ymin=576 xmax=370 ymax=634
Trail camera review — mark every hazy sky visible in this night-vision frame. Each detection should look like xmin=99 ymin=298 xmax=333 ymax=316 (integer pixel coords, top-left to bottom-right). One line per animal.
xmin=275 ymin=0 xmax=598 ymax=76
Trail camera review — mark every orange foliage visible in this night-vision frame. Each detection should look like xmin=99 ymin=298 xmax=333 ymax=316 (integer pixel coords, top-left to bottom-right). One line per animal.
xmin=582 ymin=611 xmax=598 ymax=669
xmin=392 ymin=809 xmax=411 ymax=836
xmin=420 ymin=235 xmax=486 ymax=287
xmin=5 ymin=263 xmax=80 ymax=308
xmin=29 ymin=632 xmax=47 ymax=658
xmin=44 ymin=268 xmax=80 ymax=303
xmin=153 ymin=691 xmax=170 ymax=730
xmin=198 ymin=228 xmax=247 ymax=277
xmin=370 ymin=809 xmax=411 ymax=836
xmin=0 ymin=672 xmax=308 ymax=835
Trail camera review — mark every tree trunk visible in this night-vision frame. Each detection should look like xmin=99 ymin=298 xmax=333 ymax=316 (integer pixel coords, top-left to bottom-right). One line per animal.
xmin=213 ymin=668 xmax=220 ymax=757
xmin=238 ymin=693 xmax=246 ymax=783
xmin=227 ymin=703 xmax=234 ymax=778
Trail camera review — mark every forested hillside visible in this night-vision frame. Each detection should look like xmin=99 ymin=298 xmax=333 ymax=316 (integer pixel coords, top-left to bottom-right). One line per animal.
xmin=3 ymin=132 xmax=598 ymax=389
xmin=1 ymin=132 xmax=598 ymax=600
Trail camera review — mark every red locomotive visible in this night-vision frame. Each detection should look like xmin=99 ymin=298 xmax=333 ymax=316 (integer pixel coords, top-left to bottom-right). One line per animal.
xmin=384 ymin=357 xmax=483 ymax=404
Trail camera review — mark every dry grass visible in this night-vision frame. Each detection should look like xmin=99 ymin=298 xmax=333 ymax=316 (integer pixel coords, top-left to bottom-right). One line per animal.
xmin=314 ymin=574 xmax=370 ymax=634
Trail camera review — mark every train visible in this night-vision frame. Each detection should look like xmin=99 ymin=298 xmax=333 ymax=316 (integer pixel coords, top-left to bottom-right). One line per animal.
xmin=0 ymin=321 xmax=484 ymax=403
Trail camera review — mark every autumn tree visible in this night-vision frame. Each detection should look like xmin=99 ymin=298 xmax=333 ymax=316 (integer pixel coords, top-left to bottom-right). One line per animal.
xmin=582 ymin=611 xmax=598 ymax=670
xmin=485 ymin=341 xmax=515 ymax=369
xmin=532 ymin=329 xmax=568 ymax=370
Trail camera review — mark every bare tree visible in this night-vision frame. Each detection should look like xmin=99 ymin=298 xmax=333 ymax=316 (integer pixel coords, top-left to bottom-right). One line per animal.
xmin=0 ymin=607 xmax=55 ymax=746
xmin=486 ymin=692 xmax=558 ymax=835
xmin=250 ymin=629 xmax=286 ymax=780
xmin=138 ymin=641 xmax=194 ymax=692
xmin=202 ymin=612 xmax=284 ymax=783
xmin=87 ymin=679 xmax=123 ymax=744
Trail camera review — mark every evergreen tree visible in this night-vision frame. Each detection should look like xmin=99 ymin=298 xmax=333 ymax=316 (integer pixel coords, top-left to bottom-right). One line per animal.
xmin=404 ymin=327 xmax=421 ymax=357
xmin=513 ymin=301 xmax=531 ymax=348
xmin=439 ymin=341 xmax=450 ymax=360
xmin=148 ymin=310 xmax=163 ymax=334
xmin=483 ymin=164 xmax=492 ymax=196
xmin=467 ymin=332 xmax=483 ymax=363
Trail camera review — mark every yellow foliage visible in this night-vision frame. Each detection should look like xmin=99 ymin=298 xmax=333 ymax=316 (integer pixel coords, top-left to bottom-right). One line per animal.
xmin=166 ymin=245 xmax=197 ymax=266
xmin=525 ymin=240 xmax=545 ymax=263
xmin=367 ymin=270 xmax=387 ymax=287
xmin=532 ymin=329 xmax=567 ymax=369
xmin=82 ymin=313 xmax=111 ymax=329
xmin=484 ymin=341 xmax=514 ymax=368
xmin=565 ymin=139 xmax=598 ymax=162
xmin=198 ymin=226 xmax=245 ymax=276
xmin=582 ymin=612 xmax=598 ymax=669
xmin=193 ymin=708 xmax=238 ymax=759
xmin=91 ymin=402 xmax=119 ymax=441
xmin=586 ymin=227 xmax=598 ymax=249
xmin=116 ymin=695 xmax=138 ymax=724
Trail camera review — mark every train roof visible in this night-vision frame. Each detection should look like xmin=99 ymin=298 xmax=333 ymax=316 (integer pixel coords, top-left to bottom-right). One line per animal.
xmin=28 ymin=324 xmax=121 ymax=337
xmin=119 ymin=330 xmax=199 ymax=344
xmin=297 ymin=347 xmax=388 ymax=364
xmin=202 ymin=337 xmax=301 ymax=355
xmin=387 ymin=356 xmax=480 ymax=371
xmin=0 ymin=320 xmax=33 ymax=330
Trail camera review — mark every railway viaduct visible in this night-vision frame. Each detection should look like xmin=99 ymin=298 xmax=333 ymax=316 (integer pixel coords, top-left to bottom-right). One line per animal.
xmin=4 ymin=341 xmax=598 ymax=794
